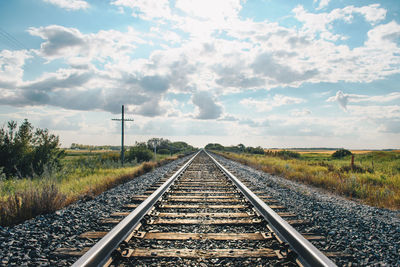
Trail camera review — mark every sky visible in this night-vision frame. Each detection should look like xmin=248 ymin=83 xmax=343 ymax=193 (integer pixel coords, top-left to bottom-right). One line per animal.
xmin=0 ymin=0 xmax=399 ymax=149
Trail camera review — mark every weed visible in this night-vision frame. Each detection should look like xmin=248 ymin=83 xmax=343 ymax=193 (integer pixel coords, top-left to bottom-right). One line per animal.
xmin=0 ymin=181 xmax=66 ymax=226
xmin=0 ymin=155 xmax=180 ymax=226
xmin=215 ymin=150 xmax=400 ymax=209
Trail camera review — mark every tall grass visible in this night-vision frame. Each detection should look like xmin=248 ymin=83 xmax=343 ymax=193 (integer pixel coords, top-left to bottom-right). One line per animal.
xmin=0 ymin=155 xmax=180 ymax=226
xmin=216 ymin=151 xmax=400 ymax=209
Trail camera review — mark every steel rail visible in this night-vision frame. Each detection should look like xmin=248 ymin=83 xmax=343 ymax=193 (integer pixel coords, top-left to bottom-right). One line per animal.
xmin=72 ymin=150 xmax=200 ymax=267
xmin=205 ymin=150 xmax=337 ymax=267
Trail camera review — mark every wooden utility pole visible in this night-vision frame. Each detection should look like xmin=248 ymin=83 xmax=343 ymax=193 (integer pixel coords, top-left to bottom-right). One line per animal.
xmin=112 ymin=105 xmax=134 ymax=166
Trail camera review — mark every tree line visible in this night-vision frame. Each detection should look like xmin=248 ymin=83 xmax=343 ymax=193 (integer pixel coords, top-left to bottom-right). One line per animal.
xmin=126 ymin=138 xmax=196 ymax=163
xmin=0 ymin=120 xmax=197 ymax=179
xmin=205 ymin=143 xmax=265 ymax=154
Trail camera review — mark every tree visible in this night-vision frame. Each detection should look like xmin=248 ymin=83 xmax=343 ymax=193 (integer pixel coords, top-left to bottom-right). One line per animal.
xmin=237 ymin=144 xmax=245 ymax=153
xmin=332 ymin=149 xmax=352 ymax=159
xmin=147 ymin=138 xmax=169 ymax=159
xmin=0 ymin=119 xmax=64 ymax=178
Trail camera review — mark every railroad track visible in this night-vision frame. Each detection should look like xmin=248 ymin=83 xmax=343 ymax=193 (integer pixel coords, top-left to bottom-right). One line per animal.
xmin=57 ymin=150 xmax=336 ymax=266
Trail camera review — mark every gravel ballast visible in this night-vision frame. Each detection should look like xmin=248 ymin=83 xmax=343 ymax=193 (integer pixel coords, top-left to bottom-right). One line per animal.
xmin=213 ymin=153 xmax=400 ymax=266
xmin=0 ymin=156 xmax=189 ymax=266
xmin=1 ymin=153 xmax=399 ymax=266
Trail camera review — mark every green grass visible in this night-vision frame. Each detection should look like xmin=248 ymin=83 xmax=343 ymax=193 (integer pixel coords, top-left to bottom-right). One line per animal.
xmin=216 ymin=150 xmax=400 ymax=209
xmin=0 ymin=154 xmax=180 ymax=226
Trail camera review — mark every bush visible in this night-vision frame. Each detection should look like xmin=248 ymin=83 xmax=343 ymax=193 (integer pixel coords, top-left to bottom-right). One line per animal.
xmin=99 ymin=152 xmax=120 ymax=163
xmin=158 ymin=148 xmax=170 ymax=155
xmin=332 ymin=149 xmax=352 ymax=159
xmin=339 ymin=164 xmax=374 ymax=174
xmin=126 ymin=144 xmax=153 ymax=163
xmin=0 ymin=119 xmax=64 ymax=178
xmin=265 ymin=150 xmax=301 ymax=159
xmin=245 ymin=146 xmax=265 ymax=155
xmin=276 ymin=150 xmax=300 ymax=159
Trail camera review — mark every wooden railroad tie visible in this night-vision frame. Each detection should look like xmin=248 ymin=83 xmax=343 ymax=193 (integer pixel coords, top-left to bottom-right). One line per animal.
xmin=121 ymin=248 xmax=280 ymax=259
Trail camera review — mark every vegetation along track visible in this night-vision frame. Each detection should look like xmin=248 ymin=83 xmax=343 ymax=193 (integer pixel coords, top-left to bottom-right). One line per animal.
xmin=57 ymin=150 xmax=337 ymax=266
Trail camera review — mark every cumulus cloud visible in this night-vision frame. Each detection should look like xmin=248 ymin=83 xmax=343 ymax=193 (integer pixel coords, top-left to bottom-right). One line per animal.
xmin=28 ymin=25 xmax=142 ymax=61
xmin=43 ymin=0 xmax=89 ymax=10
xmin=29 ymin=25 xmax=85 ymax=58
xmin=293 ymin=4 xmax=387 ymax=40
xmin=134 ymin=97 xmax=166 ymax=117
xmin=39 ymin=116 xmax=82 ymax=131
xmin=327 ymin=90 xmax=349 ymax=110
xmin=241 ymin=95 xmax=305 ymax=112
xmin=327 ymin=91 xmax=400 ymax=110
xmin=191 ymin=91 xmax=223 ymax=120
xmin=111 ymin=0 xmax=171 ymax=20
xmin=314 ymin=0 xmax=330 ymax=10
xmin=175 ymin=0 xmax=242 ymax=22
xmin=377 ymin=118 xmax=400 ymax=133
xmin=290 ymin=108 xmax=312 ymax=117
xmin=21 ymin=69 xmax=93 ymax=92
xmin=214 ymin=66 xmax=264 ymax=89
xmin=0 ymin=50 xmax=31 ymax=89
xmin=251 ymin=53 xmax=318 ymax=84
xmin=365 ymin=20 xmax=400 ymax=47
xmin=347 ymin=105 xmax=400 ymax=119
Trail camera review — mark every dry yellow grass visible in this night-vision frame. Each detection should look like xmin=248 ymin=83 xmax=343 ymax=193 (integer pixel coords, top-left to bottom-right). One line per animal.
xmin=218 ymin=151 xmax=400 ymax=210
xmin=265 ymin=149 xmax=377 ymax=155
xmin=0 ymin=155 xmax=180 ymax=226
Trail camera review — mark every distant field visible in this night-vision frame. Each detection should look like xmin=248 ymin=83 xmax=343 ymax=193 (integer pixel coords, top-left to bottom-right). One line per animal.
xmin=217 ymin=150 xmax=400 ymax=210
xmin=64 ymin=149 xmax=116 ymax=155
xmin=265 ymin=149 xmax=384 ymax=155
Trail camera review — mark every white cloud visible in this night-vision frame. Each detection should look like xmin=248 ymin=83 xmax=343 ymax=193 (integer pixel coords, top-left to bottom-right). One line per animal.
xmin=327 ymin=90 xmax=349 ymax=110
xmin=290 ymin=108 xmax=312 ymax=117
xmin=327 ymin=91 xmax=400 ymax=110
xmin=365 ymin=20 xmax=400 ymax=48
xmin=29 ymin=25 xmax=86 ymax=58
xmin=347 ymin=105 xmax=400 ymax=120
xmin=293 ymin=4 xmax=387 ymax=41
xmin=314 ymin=0 xmax=330 ymax=10
xmin=251 ymin=53 xmax=319 ymax=84
xmin=43 ymin=0 xmax=89 ymax=10
xmin=175 ymin=0 xmax=242 ymax=22
xmin=191 ymin=91 xmax=223 ymax=119
xmin=111 ymin=0 xmax=171 ymax=20
xmin=28 ymin=25 xmax=143 ymax=61
xmin=0 ymin=50 xmax=31 ymax=89
xmin=241 ymin=95 xmax=305 ymax=112
xmin=356 ymin=4 xmax=387 ymax=25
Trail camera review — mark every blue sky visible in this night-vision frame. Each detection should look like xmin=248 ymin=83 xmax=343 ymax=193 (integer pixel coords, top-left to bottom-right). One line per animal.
xmin=0 ymin=0 xmax=399 ymax=149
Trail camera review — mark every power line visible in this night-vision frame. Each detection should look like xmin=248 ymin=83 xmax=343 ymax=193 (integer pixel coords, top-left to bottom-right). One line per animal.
xmin=0 ymin=27 xmax=27 ymax=50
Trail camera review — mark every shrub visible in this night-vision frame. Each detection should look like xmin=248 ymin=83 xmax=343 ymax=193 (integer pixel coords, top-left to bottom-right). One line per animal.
xmin=276 ymin=150 xmax=300 ymax=159
xmin=158 ymin=148 xmax=170 ymax=155
xmin=339 ymin=164 xmax=374 ymax=174
xmin=99 ymin=152 xmax=120 ymax=163
xmin=126 ymin=144 xmax=153 ymax=163
xmin=0 ymin=119 xmax=64 ymax=178
xmin=332 ymin=149 xmax=352 ymax=159
xmin=245 ymin=146 xmax=265 ymax=154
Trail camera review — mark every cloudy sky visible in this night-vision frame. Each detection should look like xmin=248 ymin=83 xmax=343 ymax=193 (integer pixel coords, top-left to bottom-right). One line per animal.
xmin=0 ymin=0 xmax=399 ymax=149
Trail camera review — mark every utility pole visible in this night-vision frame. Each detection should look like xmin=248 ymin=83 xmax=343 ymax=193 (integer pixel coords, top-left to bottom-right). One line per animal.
xmin=112 ymin=105 xmax=134 ymax=166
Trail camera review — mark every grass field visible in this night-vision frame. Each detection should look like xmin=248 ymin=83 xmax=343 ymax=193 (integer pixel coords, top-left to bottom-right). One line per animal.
xmin=216 ymin=150 xmax=400 ymax=210
xmin=0 ymin=151 xmax=181 ymax=226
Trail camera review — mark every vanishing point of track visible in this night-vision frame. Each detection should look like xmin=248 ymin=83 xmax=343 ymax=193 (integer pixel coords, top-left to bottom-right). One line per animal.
xmin=68 ymin=150 xmax=336 ymax=266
